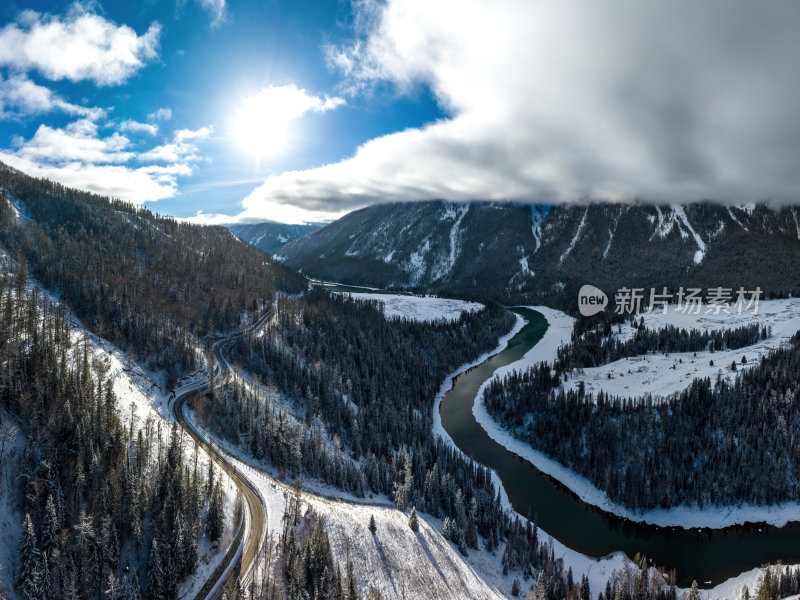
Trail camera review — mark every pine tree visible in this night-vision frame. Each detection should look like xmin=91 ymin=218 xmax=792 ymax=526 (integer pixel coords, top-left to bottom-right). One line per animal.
xmin=408 ymin=507 xmax=419 ymax=532
xmin=206 ymin=483 xmax=224 ymax=542
xmin=442 ymin=517 xmax=452 ymax=540
xmin=580 ymin=574 xmax=591 ymax=600
xmin=146 ymin=537 xmax=164 ymax=600
xmin=105 ymin=573 xmax=123 ymax=600
xmin=41 ymin=495 xmax=59 ymax=556
xmin=688 ymin=580 xmax=700 ymax=600
xmin=16 ymin=513 xmax=39 ymax=597
xmin=345 ymin=560 xmax=358 ymax=600
xmin=368 ymin=515 xmax=377 ymax=535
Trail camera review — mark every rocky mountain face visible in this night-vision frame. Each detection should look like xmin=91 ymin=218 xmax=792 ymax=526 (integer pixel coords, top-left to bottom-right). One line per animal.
xmin=275 ymin=200 xmax=800 ymax=308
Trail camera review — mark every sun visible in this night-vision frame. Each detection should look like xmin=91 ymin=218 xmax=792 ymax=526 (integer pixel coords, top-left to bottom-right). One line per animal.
xmin=232 ymin=92 xmax=293 ymax=158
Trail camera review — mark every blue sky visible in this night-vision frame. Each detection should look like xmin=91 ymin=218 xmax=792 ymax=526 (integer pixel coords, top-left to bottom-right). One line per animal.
xmin=2 ymin=1 xmax=800 ymax=224
xmin=0 ymin=0 xmax=445 ymax=222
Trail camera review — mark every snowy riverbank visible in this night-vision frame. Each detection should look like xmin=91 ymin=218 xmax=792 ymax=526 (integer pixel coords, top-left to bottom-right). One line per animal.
xmin=471 ymin=302 xmax=800 ymax=530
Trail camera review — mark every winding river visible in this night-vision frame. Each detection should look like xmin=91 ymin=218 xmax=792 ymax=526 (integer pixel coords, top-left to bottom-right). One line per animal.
xmin=323 ymin=281 xmax=800 ymax=587
xmin=439 ymin=307 xmax=800 ymax=588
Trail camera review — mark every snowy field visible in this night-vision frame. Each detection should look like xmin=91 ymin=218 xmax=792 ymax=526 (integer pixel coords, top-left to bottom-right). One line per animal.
xmin=344 ymin=291 xmax=484 ymax=322
xmin=562 ymin=298 xmax=800 ymax=400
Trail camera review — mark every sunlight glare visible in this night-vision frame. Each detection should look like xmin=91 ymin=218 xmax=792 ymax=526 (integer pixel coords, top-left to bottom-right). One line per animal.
xmin=232 ymin=89 xmax=297 ymax=157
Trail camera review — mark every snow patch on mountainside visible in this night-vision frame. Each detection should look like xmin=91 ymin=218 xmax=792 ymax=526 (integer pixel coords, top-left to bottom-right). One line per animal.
xmin=519 ymin=254 xmax=531 ymax=277
xmin=792 ymin=208 xmax=800 ymax=241
xmin=1 ymin=190 xmax=33 ymax=223
xmin=727 ymin=207 xmax=748 ymax=232
xmin=404 ymin=238 xmax=431 ymax=284
xmin=671 ymin=204 xmax=706 ymax=263
xmin=430 ymin=204 xmax=469 ymax=282
xmin=603 ymin=228 xmax=614 ymax=259
xmin=739 ymin=203 xmax=757 ymax=214
xmin=559 ymin=207 xmax=588 ymax=264
xmin=651 ymin=205 xmax=671 ymax=239
xmin=530 ymin=206 xmax=543 ymax=253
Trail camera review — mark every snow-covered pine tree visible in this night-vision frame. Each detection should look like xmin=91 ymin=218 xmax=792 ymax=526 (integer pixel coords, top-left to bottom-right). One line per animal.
xmin=16 ymin=513 xmax=40 ymax=598
xmin=408 ymin=507 xmax=419 ymax=532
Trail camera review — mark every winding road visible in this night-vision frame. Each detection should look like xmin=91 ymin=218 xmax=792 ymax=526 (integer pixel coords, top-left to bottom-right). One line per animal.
xmin=170 ymin=311 xmax=273 ymax=600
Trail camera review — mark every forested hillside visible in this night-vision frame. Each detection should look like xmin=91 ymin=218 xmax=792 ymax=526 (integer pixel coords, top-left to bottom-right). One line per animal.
xmin=0 ymin=254 xmax=220 ymax=600
xmin=554 ymin=319 xmax=769 ymax=372
xmin=0 ymin=161 xmax=306 ymax=385
xmin=203 ymin=290 xmax=518 ymax=550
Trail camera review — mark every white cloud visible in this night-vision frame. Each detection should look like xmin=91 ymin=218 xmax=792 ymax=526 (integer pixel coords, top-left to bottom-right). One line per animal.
xmin=140 ymin=127 xmax=213 ymax=162
xmin=188 ymin=203 xmax=340 ymax=226
xmin=0 ymin=74 xmax=105 ymax=119
xmin=148 ymin=107 xmax=172 ymax=121
xmin=119 ymin=120 xmax=158 ymax=135
xmin=243 ymin=85 xmax=345 ymax=120
xmin=0 ymin=152 xmax=177 ymax=203
xmin=0 ymin=5 xmax=160 ymax=86
xmin=235 ymin=0 xmax=800 ymax=221
xmin=1 ymin=118 xmax=212 ymax=204
xmin=194 ymin=0 xmax=227 ymax=28
xmin=14 ymin=119 xmax=134 ymax=164
xmin=175 ymin=126 xmax=213 ymax=141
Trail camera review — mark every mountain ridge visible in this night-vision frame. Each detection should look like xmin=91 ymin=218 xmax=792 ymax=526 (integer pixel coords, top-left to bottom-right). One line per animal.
xmin=276 ymin=200 xmax=800 ymax=309
xmin=227 ymin=221 xmax=325 ymax=253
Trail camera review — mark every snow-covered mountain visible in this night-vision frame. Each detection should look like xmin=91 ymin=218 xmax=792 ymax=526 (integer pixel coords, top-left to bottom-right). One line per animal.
xmin=227 ymin=221 xmax=324 ymax=253
xmin=276 ymin=200 xmax=800 ymax=305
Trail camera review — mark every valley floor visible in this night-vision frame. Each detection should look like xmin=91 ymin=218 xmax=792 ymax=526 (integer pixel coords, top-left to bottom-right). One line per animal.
xmin=7 ymin=288 xmax=791 ymax=600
